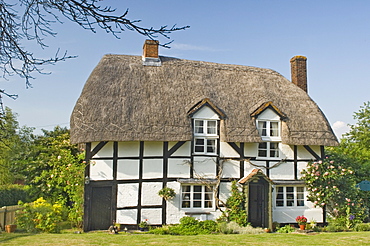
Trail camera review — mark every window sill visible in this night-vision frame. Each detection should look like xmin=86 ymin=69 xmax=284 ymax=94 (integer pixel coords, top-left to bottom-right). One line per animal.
xmin=185 ymin=211 xmax=211 ymax=215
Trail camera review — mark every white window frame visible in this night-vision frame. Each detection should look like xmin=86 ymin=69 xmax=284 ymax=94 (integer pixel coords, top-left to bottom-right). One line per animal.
xmin=181 ymin=184 xmax=215 ymax=210
xmin=258 ymin=142 xmax=280 ymax=158
xmin=193 ymin=119 xmax=218 ymax=155
xmin=257 ymin=120 xmax=281 ymax=141
xmin=275 ymin=186 xmax=305 ymax=208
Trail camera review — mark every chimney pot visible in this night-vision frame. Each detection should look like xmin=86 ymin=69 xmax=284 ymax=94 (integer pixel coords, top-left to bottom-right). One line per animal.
xmin=290 ymin=55 xmax=307 ymax=93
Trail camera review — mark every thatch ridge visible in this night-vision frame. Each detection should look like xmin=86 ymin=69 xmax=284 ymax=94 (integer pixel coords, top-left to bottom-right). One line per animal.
xmin=70 ymin=55 xmax=338 ymax=146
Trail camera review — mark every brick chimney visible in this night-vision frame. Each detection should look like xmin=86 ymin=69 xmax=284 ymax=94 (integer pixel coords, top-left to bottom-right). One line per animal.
xmin=290 ymin=56 xmax=307 ymax=92
xmin=142 ymin=39 xmax=161 ymax=66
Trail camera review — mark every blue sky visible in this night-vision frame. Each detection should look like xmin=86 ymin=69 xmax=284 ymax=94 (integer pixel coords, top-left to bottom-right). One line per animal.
xmin=2 ymin=0 xmax=370 ymax=138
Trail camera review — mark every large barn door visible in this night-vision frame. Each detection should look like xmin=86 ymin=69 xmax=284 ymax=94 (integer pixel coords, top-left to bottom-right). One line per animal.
xmin=90 ymin=186 xmax=112 ymax=230
xmin=248 ymin=179 xmax=269 ymax=228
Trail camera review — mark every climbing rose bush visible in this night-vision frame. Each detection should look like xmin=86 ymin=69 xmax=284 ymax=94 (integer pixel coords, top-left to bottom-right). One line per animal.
xmin=301 ymin=157 xmax=365 ymax=221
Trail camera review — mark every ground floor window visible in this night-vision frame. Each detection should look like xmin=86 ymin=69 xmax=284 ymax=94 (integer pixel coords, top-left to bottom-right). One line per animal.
xmin=275 ymin=186 xmax=305 ymax=207
xmin=181 ymin=185 xmax=214 ymax=209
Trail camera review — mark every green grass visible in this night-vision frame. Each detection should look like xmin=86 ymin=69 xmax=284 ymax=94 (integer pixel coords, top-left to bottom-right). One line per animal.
xmin=1 ymin=231 xmax=370 ymax=246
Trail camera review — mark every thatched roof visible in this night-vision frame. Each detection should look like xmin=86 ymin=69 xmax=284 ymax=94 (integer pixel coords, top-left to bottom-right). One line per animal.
xmin=70 ymin=55 xmax=338 ymax=146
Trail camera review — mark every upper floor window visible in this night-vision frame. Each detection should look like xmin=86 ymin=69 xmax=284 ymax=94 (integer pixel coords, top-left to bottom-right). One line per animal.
xmin=258 ymin=142 xmax=279 ymax=158
xmin=257 ymin=120 xmax=280 ymax=140
xmin=275 ymin=186 xmax=305 ymax=207
xmin=181 ymin=184 xmax=214 ymax=209
xmin=194 ymin=119 xmax=218 ymax=154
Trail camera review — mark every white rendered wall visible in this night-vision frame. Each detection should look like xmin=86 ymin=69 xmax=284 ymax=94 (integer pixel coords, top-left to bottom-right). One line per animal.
xmin=193 ymin=156 xmax=217 ymax=178
xmin=168 ymin=159 xmax=191 ymax=178
xmin=116 ymin=209 xmax=137 ymax=224
xmin=143 ymin=159 xmax=163 ymax=179
xmin=89 ymin=160 xmax=113 ymax=180
xmin=257 ymin=108 xmax=280 ymax=120
xmin=117 ymin=159 xmax=139 ymax=180
xmin=117 ymin=183 xmax=139 ymax=207
xmin=118 ymin=141 xmax=140 ymax=157
xmin=192 ymin=106 xmax=220 ymax=120
xmin=141 ymin=182 xmax=162 ymax=206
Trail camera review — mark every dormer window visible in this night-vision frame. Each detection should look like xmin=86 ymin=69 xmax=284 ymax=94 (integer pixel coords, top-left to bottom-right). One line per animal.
xmin=188 ymin=99 xmax=224 ymax=156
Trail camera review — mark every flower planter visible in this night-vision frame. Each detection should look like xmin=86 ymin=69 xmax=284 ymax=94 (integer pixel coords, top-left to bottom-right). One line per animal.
xmin=299 ymin=224 xmax=306 ymax=230
xmin=5 ymin=224 xmax=17 ymax=233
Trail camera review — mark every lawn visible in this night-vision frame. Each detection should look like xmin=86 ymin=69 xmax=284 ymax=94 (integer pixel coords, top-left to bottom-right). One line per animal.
xmin=1 ymin=231 xmax=370 ymax=246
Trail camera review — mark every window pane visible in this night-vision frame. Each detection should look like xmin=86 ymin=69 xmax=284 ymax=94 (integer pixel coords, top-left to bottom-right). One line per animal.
xmin=195 ymin=139 xmax=204 ymax=152
xmin=259 ymin=142 xmax=267 ymax=149
xmin=270 ymin=122 xmax=279 ymax=137
xmin=296 ymin=187 xmax=304 ymax=206
xmin=207 ymin=139 xmax=216 ymax=153
xmin=193 ymin=193 xmax=201 ymax=200
xmin=193 ymin=201 xmax=201 ymax=208
xmin=270 ymin=149 xmax=279 ymax=157
xmin=258 ymin=121 xmax=267 ymax=136
xmin=207 ymin=121 xmax=217 ymax=134
xmin=194 ymin=120 xmax=204 ymax=134
xmin=193 ymin=186 xmax=202 ymax=192
xmin=204 ymin=193 xmax=213 ymax=200
xmin=183 ymin=186 xmax=191 ymax=192
xmin=286 ymin=187 xmax=294 ymax=206
xmin=276 ymin=187 xmax=284 ymax=207
xmin=258 ymin=150 xmax=267 ymax=157
xmin=204 ymin=201 xmax=213 ymax=208
xmin=182 ymin=201 xmax=190 ymax=208
xmin=258 ymin=142 xmax=267 ymax=157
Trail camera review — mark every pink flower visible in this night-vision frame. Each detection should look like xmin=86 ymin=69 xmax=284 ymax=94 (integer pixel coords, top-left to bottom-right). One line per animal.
xmin=345 ymin=198 xmax=351 ymax=202
xmin=318 ymin=161 xmax=323 ymax=164
xmin=333 ymin=186 xmax=337 ymax=189
xmin=330 ymin=161 xmax=334 ymax=164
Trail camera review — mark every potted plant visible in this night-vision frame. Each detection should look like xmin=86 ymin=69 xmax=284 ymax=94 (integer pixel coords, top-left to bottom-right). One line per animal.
xmin=158 ymin=187 xmax=176 ymax=200
xmin=5 ymin=224 xmax=17 ymax=233
xmin=138 ymin=219 xmax=149 ymax=231
xmin=296 ymin=215 xmax=307 ymax=230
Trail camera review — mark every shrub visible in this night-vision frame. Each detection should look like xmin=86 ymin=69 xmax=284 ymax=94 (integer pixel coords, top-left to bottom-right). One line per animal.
xmin=149 ymin=217 xmax=218 ymax=235
xmin=220 ymin=221 xmax=264 ymax=234
xmin=0 ymin=184 xmax=31 ymax=207
xmin=16 ymin=197 xmax=65 ymax=233
xmin=353 ymin=223 xmax=370 ymax=231
xmin=276 ymin=225 xmax=296 ymax=233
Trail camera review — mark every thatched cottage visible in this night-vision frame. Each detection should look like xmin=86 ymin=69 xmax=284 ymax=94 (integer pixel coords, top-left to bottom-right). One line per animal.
xmin=70 ymin=40 xmax=338 ymax=231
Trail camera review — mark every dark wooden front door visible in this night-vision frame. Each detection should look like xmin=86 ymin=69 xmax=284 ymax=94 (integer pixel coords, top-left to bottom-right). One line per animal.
xmin=248 ymin=179 xmax=269 ymax=228
xmin=90 ymin=186 xmax=113 ymax=230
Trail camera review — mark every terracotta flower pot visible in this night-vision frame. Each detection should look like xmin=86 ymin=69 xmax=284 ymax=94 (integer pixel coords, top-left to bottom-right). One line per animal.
xmin=299 ymin=224 xmax=306 ymax=230
xmin=5 ymin=224 xmax=17 ymax=233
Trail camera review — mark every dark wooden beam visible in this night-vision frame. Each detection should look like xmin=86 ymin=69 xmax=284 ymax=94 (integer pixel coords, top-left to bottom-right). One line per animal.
xmin=303 ymin=145 xmax=321 ymax=160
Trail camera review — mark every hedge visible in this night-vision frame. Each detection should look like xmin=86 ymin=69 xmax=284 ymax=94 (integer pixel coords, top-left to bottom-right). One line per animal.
xmin=0 ymin=184 xmax=31 ymax=206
